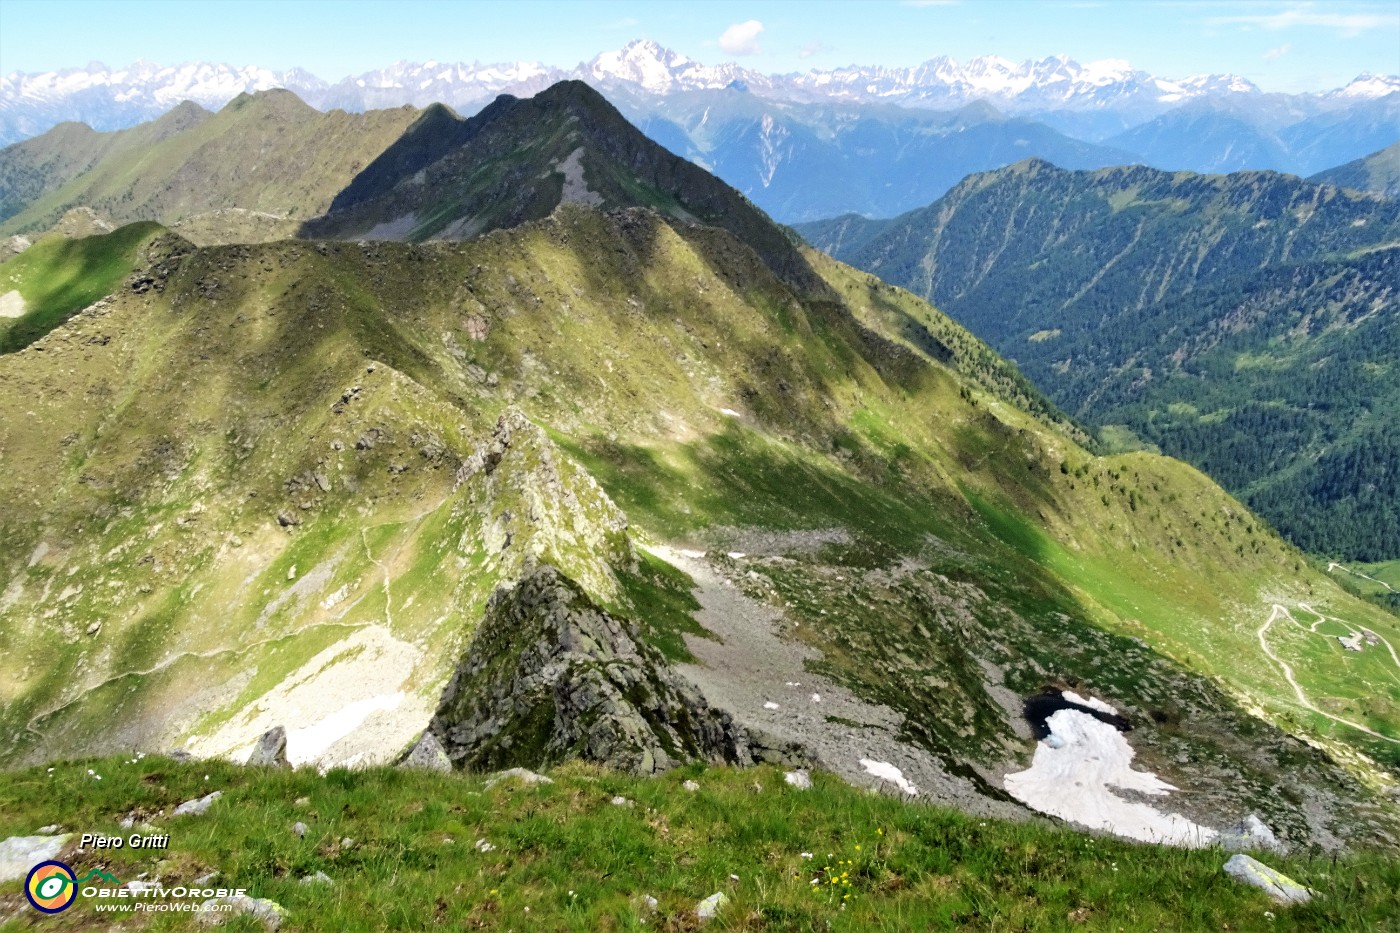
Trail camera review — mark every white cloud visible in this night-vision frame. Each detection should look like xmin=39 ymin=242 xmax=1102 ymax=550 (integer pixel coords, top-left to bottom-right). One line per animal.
xmin=799 ymin=40 xmax=833 ymax=60
xmin=604 ymin=16 xmax=640 ymax=30
xmin=719 ymin=20 xmax=765 ymax=56
xmin=1263 ymin=42 xmax=1292 ymax=60
xmin=1208 ymin=8 xmax=1394 ymax=38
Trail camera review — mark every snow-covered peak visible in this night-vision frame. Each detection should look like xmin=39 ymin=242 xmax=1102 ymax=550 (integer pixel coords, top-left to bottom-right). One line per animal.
xmin=2 ymin=46 xmax=1392 ymax=148
xmin=585 ymin=41 xmax=761 ymax=94
xmin=1331 ymin=73 xmax=1400 ymax=99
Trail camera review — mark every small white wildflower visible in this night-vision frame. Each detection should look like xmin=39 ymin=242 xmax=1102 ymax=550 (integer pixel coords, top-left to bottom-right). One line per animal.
xmin=800 ymin=852 xmax=813 ymax=860
xmin=87 ymin=769 xmax=94 ymax=775
xmin=1264 ymin=911 xmax=1275 ymax=921
xmin=95 ymin=775 xmax=102 ymax=781
xmin=47 ymin=767 xmax=54 ymax=773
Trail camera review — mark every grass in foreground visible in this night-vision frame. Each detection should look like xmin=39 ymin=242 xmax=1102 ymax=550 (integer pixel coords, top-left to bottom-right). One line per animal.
xmin=2 ymin=757 xmax=1397 ymax=931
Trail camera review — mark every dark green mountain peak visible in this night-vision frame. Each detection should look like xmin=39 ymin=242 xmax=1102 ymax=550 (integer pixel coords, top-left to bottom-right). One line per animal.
xmin=302 ymin=79 xmax=821 ymax=292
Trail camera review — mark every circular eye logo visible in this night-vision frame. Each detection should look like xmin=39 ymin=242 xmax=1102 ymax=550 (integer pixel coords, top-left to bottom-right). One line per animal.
xmin=25 ymin=860 xmax=78 ymax=913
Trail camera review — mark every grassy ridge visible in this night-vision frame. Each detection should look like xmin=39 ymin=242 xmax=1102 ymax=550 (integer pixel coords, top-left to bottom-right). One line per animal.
xmin=1 ymin=210 xmax=1396 ymax=843
xmin=0 ymin=222 xmax=166 ymax=353
xmin=2 ymin=756 xmax=1398 ymax=931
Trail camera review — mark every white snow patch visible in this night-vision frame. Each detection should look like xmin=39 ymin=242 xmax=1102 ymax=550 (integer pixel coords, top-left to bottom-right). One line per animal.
xmin=1004 ymin=709 xmax=1217 ymax=847
xmin=187 ymin=625 xmax=436 ymax=768
xmin=1061 ymin=690 xmax=1118 ymax=714
xmin=719 ymin=408 xmax=742 ymax=417
xmin=0 ymin=291 xmax=26 ymax=319
xmin=287 ymin=692 xmax=405 ymax=765
xmin=679 ymin=549 xmax=707 ymax=559
xmin=763 ymin=701 xmax=781 ymax=710
xmin=859 ymin=758 xmax=918 ymax=795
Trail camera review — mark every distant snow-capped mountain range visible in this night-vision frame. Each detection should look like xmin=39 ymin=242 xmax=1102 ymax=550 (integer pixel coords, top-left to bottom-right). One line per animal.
xmin=3 ymin=39 xmax=1397 ymax=145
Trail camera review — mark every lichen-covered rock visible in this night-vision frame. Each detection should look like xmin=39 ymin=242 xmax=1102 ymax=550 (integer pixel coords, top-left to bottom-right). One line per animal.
xmin=1222 ymin=854 xmax=1312 ymax=905
xmin=696 ymin=891 xmax=729 ymax=922
xmin=398 ymin=731 xmax=452 ymax=773
xmin=198 ymin=894 xmax=286 ymax=930
xmin=0 ymin=834 xmax=71 ymax=883
xmin=432 ymin=564 xmax=799 ymax=775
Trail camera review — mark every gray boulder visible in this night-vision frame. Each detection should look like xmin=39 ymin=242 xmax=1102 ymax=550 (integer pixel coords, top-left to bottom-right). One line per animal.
xmin=174 ymin=791 xmax=223 ymax=817
xmin=696 ymin=891 xmax=729 ymax=922
xmin=246 ymin=726 xmax=288 ymax=768
xmin=198 ymin=894 xmax=286 ymax=930
xmin=1218 ymin=814 xmax=1283 ymax=853
xmin=1222 ymin=854 xmax=1312 ymax=904
xmin=483 ymin=767 xmax=554 ymax=789
xmin=399 ymin=731 xmax=453 ymax=773
xmin=784 ymin=769 xmax=813 ymax=790
xmin=0 ymin=834 xmax=71 ymax=883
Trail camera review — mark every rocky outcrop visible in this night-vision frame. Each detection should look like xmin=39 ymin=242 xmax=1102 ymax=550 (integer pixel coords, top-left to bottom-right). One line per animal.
xmin=246 ymin=726 xmax=288 ymax=767
xmin=431 ymin=564 xmax=804 ymax=775
xmin=397 ymin=731 xmax=452 ymax=773
xmin=455 ymin=408 xmax=635 ymax=603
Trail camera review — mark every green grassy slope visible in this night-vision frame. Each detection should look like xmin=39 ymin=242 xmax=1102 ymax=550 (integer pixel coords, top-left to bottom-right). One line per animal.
xmin=1 ymin=210 xmax=1395 ymax=851
xmin=1309 ymin=142 xmax=1400 ymax=199
xmin=0 ymin=92 xmax=420 ymax=243
xmin=3 ymin=756 xmax=1397 ymax=932
xmin=794 ymin=160 xmax=1400 ymax=561
xmin=0 ymin=102 xmax=211 ymax=224
xmin=0 ymin=222 xmax=180 ymax=353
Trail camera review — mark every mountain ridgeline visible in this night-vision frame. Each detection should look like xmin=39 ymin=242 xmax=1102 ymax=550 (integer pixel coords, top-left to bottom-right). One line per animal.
xmin=0 ymin=81 xmax=1398 ymax=858
xmin=796 ymin=160 xmax=1400 ymax=561
xmin=1309 ymin=141 xmax=1400 ymax=199
xmin=299 ymin=81 xmax=818 ymax=292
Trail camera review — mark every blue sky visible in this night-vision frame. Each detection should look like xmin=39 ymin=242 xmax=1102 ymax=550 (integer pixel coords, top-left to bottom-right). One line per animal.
xmin=1 ymin=0 xmax=1396 ymax=92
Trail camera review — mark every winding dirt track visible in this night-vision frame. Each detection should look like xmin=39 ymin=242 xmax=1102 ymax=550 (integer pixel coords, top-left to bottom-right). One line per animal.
xmin=1256 ymin=604 xmax=1400 ymax=744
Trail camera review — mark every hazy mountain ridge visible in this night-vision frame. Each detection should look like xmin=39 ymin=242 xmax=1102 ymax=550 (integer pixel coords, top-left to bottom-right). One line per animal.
xmin=1309 ymin=141 xmax=1400 ymax=198
xmin=0 ymin=91 xmax=423 ymax=239
xmin=8 ymin=43 xmax=1394 ymax=135
xmin=5 ymin=43 xmax=1397 ymax=220
xmin=795 ymin=160 xmax=1400 ymax=560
